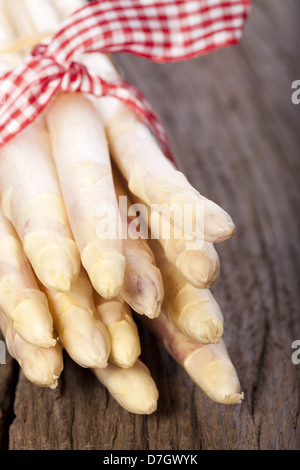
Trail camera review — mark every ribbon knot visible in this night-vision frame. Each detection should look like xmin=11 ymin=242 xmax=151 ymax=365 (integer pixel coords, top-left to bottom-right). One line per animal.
xmin=60 ymin=61 xmax=90 ymax=93
xmin=31 ymin=45 xmax=93 ymax=94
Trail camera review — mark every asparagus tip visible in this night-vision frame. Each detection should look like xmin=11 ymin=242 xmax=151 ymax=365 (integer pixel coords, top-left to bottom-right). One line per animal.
xmin=48 ymin=375 xmax=60 ymax=390
xmin=212 ymin=220 xmax=236 ymax=243
xmin=176 ymin=249 xmax=220 ymax=289
xmin=91 ymin=257 xmax=126 ymax=300
xmin=179 ymin=309 xmax=224 ymax=344
xmin=47 ymin=272 xmax=72 ymax=292
xmin=12 ymin=297 xmax=56 ymax=348
xmin=221 ymin=391 xmax=244 ymax=405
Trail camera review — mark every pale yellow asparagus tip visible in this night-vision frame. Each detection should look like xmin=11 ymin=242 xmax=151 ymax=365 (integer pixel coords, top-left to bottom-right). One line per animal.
xmin=122 ymin=261 xmax=163 ymax=319
xmin=19 ymin=346 xmax=62 ymax=389
xmin=169 ymin=283 xmax=224 ymax=344
xmin=184 ymin=340 xmax=244 ymax=405
xmin=92 ymin=359 xmax=158 ymax=414
xmin=24 ymin=234 xmax=80 ymax=292
xmin=174 ymin=244 xmax=219 ymax=289
xmin=95 ymin=297 xmax=141 ymax=368
xmin=0 ymin=312 xmax=63 ymax=389
xmin=12 ymin=296 xmax=57 ymax=348
xmin=169 ymin=194 xmax=235 ymax=243
xmin=179 ymin=308 xmax=223 ymax=344
xmin=43 ymin=268 xmax=111 ymax=369
xmin=141 ymin=312 xmax=243 ymax=405
xmin=46 ymin=299 xmax=110 ymax=369
xmin=57 ymin=306 xmax=110 ymax=368
xmin=107 ymin=318 xmax=140 ymax=368
xmin=82 ymin=245 xmax=126 ymax=300
xmin=202 ymin=199 xmax=236 ymax=243
xmin=177 ymin=288 xmax=224 ymax=344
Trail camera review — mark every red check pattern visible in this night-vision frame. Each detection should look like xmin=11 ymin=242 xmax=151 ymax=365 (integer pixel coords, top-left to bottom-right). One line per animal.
xmin=0 ymin=0 xmax=251 ymax=155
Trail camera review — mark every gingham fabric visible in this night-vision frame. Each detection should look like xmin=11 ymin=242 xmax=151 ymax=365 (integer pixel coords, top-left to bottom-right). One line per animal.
xmin=0 ymin=0 xmax=251 ymax=154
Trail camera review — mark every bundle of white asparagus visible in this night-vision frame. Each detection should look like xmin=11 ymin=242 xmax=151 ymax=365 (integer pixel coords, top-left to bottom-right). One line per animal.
xmin=0 ymin=0 xmax=244 ymax=414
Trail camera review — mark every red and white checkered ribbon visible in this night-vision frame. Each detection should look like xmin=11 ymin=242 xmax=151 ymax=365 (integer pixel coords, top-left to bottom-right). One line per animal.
xmin=0 ymin=0 xmax=251 ymax=155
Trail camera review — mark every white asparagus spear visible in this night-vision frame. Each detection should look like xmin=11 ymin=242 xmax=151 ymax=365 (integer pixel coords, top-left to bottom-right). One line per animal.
xmin=17 ymin=0 xmax=126 ymax=300
xmin=92 ymin=359 xmax=159 ymax=415
xmin=41 ymin=267 xmax=111 ymax=369
xmin=0 ymin=117 xmax=81 ymax=292
xmin=94 ymin=293 xmax=141 ymax=369
xmin=113 ymin=170 xmax=164 ymax=318
xmin=0 ymin=2 xmax=81 ymax=293
xmin=0 ymin=310 xmax=63 ymax=389
xmin=141 ymin=311 xmax=243 ymax=405
xmin=45 ymin=93 xmax=126 ymax=299
xmin=0 ymin=204 xmax=56 ymax=348
xmin=149 ymin=239 xmax=224 ymax=344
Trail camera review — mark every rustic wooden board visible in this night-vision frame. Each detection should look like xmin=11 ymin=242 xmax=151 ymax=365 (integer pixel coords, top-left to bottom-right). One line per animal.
xmin=0 ymin=0 xmax=299 ymax=450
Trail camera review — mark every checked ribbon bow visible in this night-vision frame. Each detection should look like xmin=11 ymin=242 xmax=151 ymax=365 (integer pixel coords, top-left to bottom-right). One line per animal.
xmin=0 ymin=0 xmax=251 ymax=154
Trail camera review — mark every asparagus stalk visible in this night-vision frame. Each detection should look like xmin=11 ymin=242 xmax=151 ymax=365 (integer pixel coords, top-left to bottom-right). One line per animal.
xmin=141 ymin=312 xmax=243 ymax=405
xmin=0 ymin=3 xmax=81 ymax=293
xmin=15 ymin=0 xmax=125 ymax=300
xmin=94 ymin=293 xmax=141 ymax=369
xmin=113 ymin=170 xmax=164 ymax=318
xmin=92 ymin=359 xmax=159 ymax=415
xmin=41 ymin=267 xmax=111 ymax=369
xmin=0 ymin=204 xmax=56 ymax=348
xmin=149 ymin=239 xmax=224 ymax=344
xmin=45 ymin=93 xmax=126 ymax=299
xmin=0 ymin=117 xmax=81 ymax=292
xmin=0 ymin=310 xmax=63 ymax=389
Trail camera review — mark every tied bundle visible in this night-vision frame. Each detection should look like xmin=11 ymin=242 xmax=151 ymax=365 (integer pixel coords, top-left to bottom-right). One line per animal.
xmin=0 ymin=0 xmax=250 ymax=414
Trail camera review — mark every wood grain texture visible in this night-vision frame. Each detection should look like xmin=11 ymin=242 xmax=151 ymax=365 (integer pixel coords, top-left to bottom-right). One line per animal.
xmin=1 ymin=0 xmax=300 ymax=450
xmin=0 ymin=333 xmax=18 ymax=450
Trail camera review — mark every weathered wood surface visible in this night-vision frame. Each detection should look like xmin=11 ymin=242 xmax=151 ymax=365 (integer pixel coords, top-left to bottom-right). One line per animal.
xmin=0 ymin=0 xmax=300 ymax=450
